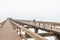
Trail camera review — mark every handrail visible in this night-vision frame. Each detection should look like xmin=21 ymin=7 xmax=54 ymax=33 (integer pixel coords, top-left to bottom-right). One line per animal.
xmin=10 ymin=19 xmax=47 ymax=40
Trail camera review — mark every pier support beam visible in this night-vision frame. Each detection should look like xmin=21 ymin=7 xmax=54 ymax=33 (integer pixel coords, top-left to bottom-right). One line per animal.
xmin=55 ymin=33 xmax=60 ymax=40
xmin=35 ymin=28 xmax=38 ymax=33
xmin=56 ymin=34 xmax=60 ymax=40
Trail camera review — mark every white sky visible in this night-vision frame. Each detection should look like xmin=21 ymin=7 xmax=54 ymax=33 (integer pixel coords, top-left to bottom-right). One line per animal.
xmin=0 ymin=0 xmax=60 ymax=22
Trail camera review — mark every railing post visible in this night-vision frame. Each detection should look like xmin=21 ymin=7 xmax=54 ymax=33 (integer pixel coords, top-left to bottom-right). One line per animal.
xmin=43 ymin=23 xmax=45 ymax=30
xmin=54 ymin=25 xmax=55 ymax=28
xmin=50 ymin=24 xmax=52 ymax=31
xmin=39 ymin=22 xmax=40 ymax=27
xmin=55 ymin=34 xmax=60 ymax=40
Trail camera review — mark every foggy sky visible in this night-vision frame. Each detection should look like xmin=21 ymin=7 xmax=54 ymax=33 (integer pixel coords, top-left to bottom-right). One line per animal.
xmin=0 ymin=0 xmax=60 ymax=22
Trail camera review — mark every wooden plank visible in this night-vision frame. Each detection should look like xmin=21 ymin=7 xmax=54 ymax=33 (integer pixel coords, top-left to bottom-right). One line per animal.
xmin=11 ymin=20 xmax=47 ymax=40
xmin=0 ymin=20 xmax=22 ymax=40
xmin=39 ymin=32 xmax=54 ymax=37
xmin=25 ymin=32 xmax=54 ymax=37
